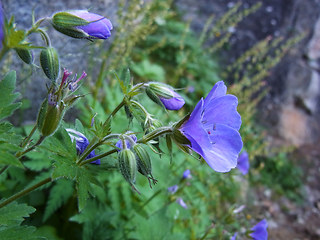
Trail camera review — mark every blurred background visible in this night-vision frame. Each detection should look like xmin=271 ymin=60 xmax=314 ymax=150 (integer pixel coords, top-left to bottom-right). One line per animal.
xmin=1 ymin=0 xmax=320 ymax=239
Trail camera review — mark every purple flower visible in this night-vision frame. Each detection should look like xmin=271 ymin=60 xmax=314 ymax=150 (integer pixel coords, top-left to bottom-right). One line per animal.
xmin=180 ymin=81 xmax=243 ymax=172
xmin=52 ymin=10 xmax=113 ymax=40
xmin=146 ymin=82 xmax=185 ymax=110
xmin=176 ymin=197 xmax=188 ymax=209
xmin=230 ymin=233 xmax=237 ymax=240
xmin=182 ymin=169 xmax=191 ymax=179
xmin=70 ymin=10 xmax=113 ymax=39
xmin=159 ymin=89 xmax=185 ymax=110
xmin=250 ymin=219 xmax=268 ymax=240
xmin=66 ymin=128 xmax=100 ymax=164
xmin=115 ymin=133 xmax=137 ymax=150
xmin=237 ymin=150 xmax=250 ymax=175
xmin=167 ymin=184 xmax=179 ymax=194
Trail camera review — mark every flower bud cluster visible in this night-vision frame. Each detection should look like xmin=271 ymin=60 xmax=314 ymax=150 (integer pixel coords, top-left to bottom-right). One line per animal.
xmin=36 ymin=69 xmax=87 ymax=137
xmin=116 ymin=133 xmax=156 ymax=189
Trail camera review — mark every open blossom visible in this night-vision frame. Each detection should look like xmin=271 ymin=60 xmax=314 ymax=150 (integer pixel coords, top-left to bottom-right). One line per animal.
xmin=250 ymin=219 xmax=268 ymax=240
xmin=66 ymin=128 xmax=100 ymax=164
xmin=237 ymin=150 xmax=250 ymax=175
xmin=182 ymin=169 xmax=191 ymax=179
xmin=180 ymin=81 xmax=243 ymax=172
xmin=230 ymin=233 xmax=237 ymax=240
xmin=167 ymin=184 xmax=179 ymax=194
xmin=176 ymin=197 xmax=188 ymax=209
xmin=52 ymin=10 xmax=113 ymax=40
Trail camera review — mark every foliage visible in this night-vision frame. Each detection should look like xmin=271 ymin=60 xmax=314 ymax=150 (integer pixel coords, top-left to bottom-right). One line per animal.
xmin=251 ymin=152 xmax=304 ymax=202
xmin=0 ymin=0 xmax=306 ymax=240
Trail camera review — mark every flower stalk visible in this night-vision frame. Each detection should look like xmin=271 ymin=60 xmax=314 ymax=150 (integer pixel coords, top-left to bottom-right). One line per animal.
xmin=0 ymin=177 xmax=52 ymax=209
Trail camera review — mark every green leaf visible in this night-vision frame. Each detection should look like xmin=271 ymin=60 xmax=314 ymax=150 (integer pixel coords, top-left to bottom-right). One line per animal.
xmin=75 ymin=119 xmax=85 ymax=133
xmin=0 ymin=71 xmax=21 ymax=120
xmin=43 ymin=127 xmax=77 ymax=158
xmin=93 ymin=118 xmax=111 ymax=139
xmin=0 ymin=151 xmax=23 ymax=168
xmin=133 ymin=208 xmax=172 ymax=240
xmin=0 ymin=226 xmax=38 ymax=240
xmin=25 ymin=171 xmax=52 ymax=191
xmin=77 ymin=170 xmax=90 ymax=212
xmin=166 ymin=134 xmax=173 ymax=163
xmin=0 ymin=202 xmax=35 ymax=226
xmin=51 ymin=155 xmax=78 ymax=180
xmin=24 ymin=151 xmax=52 ymax=171
xmin=7 ymin=30 xmax=26 ymax=48
xmin=114 ymin=72 xmax=127 ymax=94
xmin=0 ymin=122 xmax=22 ymax=149
xmin=43 ymin=179 xmax=74 ymax=222
xmin=131 ymin=59 xmax=165 ymax=81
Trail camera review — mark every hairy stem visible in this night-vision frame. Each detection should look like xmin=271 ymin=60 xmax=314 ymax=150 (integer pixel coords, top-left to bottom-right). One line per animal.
xmin=79 ymin=149 xmax=118 ymax=166
xmin=20 ymin=124 xmax=37 ymax=148
xmin=16 ymin=135 xmax=46 ymax=158
xmin=0 ymin=177 xmax=51 ymax=209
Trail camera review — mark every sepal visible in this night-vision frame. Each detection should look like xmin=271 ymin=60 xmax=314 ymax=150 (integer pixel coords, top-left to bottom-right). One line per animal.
xmin=40 ymin=47 xmax=60 ymax=82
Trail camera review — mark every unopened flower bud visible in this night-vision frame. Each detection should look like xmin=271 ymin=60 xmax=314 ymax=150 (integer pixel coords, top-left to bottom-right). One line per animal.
xmin=118 ymin=149 xmax=137 ymax=185
xmin=145 ymin=82 xmax=185 ymax=110
xmin=37 ymin=95 xmax=63 ymax=137
xmin=15 ymin=48 xmax=33 ymax=64
xmin=40 ymin=47 xmax=60 ymax=82
xmin=52 ymin=10 xmax=113 ymax=40
xmin=133 ymin=144 xmax=157 ymax=186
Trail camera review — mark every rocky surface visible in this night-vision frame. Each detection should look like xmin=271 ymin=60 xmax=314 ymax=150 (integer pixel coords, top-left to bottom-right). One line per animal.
xmin=1 ymin=0 xmax=116 ymax=124
xmin=176 ymin=0 xmax=320 ymax=147
xmin=175 ymin=0 xmax=320 ymax=239
xmin=2 ymin=0 xmax=320 ymax=239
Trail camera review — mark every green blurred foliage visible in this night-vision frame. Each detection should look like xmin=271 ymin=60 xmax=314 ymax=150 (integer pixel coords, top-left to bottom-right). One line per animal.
xmin=0 ymin=0 xmax=306 ymax=239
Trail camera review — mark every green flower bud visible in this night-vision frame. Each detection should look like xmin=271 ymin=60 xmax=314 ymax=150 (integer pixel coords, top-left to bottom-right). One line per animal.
xmin=52 ymin=12 xmax=90 ymax=39
xmin=15 ymin=48 xmax=33 ymax=64
xmin=40 ymin=47 xmax=60 ymax=82
xmin=118 ymin=149 xmax=137 ymax=185
xmin=37 ymin=95 xmax=64 ymax=137
xmin=133 ymin=144 xmax=151 ymax=176
xmin=133 ymin=144 xmax=157 ymax=187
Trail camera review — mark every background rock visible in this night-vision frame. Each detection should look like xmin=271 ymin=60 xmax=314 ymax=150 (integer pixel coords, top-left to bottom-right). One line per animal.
xmin=176 ymin=0 xmax=320 ymax=146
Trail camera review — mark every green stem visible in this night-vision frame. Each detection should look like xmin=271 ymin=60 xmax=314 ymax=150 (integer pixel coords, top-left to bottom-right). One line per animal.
xmin=37 ymin=29 xmax=51 ymax=47
xmin=0 ymin=135 xmax=45 ymax=176
xmin=80 ymin=128 xmax=172 ymax=166
xmin=26 ymin=17 xmax=47 ymax=36
xmin=16 ymin=135 xmax=46 ymax=158
xmin=20 ymin=124 xmax=37 ymax=148
xmin=0 ymin=177 xmax=51 ymax=209
xmin=104 ymin=99 xmax=125 ymax=124
xmin=77 ymin=134 xmax=119 ymax=164
xmin=137 ymin=127 xmax=172 ymax=144
xmin=79 ymin=149 xmax=118 ymax=166
xmin=0 ymin=166 xmax=8 ymax=175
